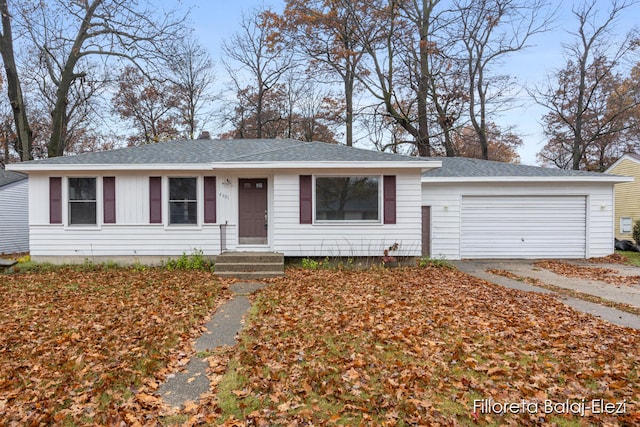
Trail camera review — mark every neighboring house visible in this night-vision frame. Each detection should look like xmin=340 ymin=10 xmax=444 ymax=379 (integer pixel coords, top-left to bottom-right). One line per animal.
xmin=7 ymin=139 xmax=631 ymax=263
xmin=0 ymin=170 xmax=29 ymax=254
xmin=605 ymin=153 xmax=640 ymax=241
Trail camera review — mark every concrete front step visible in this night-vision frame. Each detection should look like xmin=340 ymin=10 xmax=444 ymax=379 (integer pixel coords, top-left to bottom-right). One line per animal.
xmin=214 ymin=251 xmax=284 ymax=278
xmin=215 ymin=262 xmax=284 ymax=273
xmin=215 ymin=251 xmax=284 ymax=264
xmin=215 ymin=271 xmax=284 ymax=279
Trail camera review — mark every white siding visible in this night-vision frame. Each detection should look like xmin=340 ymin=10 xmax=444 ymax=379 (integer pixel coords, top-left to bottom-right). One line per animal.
xmin=422 ymin=181 xmax=615 ymax=260
xmin=272 ymin=170 xmax=423 ymax=257
xmin=29 ymin=224 xmax=227 ymax=259
xmin=28 ymin=169 xmax=423 ymax=261
xmin=0 ymin=179 xmax=29 ymax=253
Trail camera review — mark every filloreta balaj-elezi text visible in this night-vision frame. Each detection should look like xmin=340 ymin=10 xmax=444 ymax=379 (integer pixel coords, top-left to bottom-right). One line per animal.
xmin=473 ymin=399 xmax=627 ymax=417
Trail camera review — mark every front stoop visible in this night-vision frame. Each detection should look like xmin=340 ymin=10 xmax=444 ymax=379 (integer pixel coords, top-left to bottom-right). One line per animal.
xmin=214 ymin=251 xmax=284 ymax=279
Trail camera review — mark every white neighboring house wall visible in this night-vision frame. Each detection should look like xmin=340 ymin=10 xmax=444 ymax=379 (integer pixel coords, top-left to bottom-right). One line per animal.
xmin=0 ymin=178 xmax=29 ymax=254
xmin=422 ymin=181 xmax=615 ymax=260
xmin=27 ymin=168 xmax=422 ymax=263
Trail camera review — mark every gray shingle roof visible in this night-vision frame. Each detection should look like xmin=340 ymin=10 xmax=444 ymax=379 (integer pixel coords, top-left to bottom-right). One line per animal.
xmin=0 ymin=170 xmax=27 ymax=188
xmin=422 ymin=157 xmax=611 ymax=178
xmin=18 ymin=138 xmax=426 ymax=165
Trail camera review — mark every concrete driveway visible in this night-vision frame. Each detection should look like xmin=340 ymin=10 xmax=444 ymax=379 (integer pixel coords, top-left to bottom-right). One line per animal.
xmin=454 ymin=259 xmax=640 ymax=330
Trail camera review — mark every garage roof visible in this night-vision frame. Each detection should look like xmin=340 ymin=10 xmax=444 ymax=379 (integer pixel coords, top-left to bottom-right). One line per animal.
xmin=422 ymin=157 xmax=631 ymax=183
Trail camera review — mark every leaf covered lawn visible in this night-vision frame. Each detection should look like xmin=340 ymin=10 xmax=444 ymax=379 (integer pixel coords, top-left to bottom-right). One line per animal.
xmin=216 ymin=267 xmax=640 ymax=426
xmin=0 ymin=267 xmax=231 ymax=425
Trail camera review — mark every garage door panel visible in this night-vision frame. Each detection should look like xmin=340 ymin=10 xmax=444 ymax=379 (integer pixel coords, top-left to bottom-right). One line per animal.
xmin=461 ymin=196 xmax=586 ymax=259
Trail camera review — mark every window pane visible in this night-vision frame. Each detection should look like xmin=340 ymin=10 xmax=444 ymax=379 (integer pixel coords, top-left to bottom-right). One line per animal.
xmin=169 ymin=178 xmax=197 ymax=224
xmin=315 ymin=176 xmax=379 ymax=221
xmin=69 ymin=178 xmax=96 ymax=201
xmin=68 ymin=178 xmax=96 ymax=225
xmin=69 ymin=202 xmax=97 ymax=224
xmin=169 ymin=178 xmax=197 ymax=201
xmin=170 ymin=201 xmax=197 ymax=224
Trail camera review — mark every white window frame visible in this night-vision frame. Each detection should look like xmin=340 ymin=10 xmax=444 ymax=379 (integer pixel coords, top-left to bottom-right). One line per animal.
xmin=313 ymin=175 xmax=382 ymax=224
xmin=68 ymin=177 xmax=97 ymax=226
xmin=620 ymin=217 xmax=632 ymax=234
xmin=168 ymin=177 xmax=198 ymax=225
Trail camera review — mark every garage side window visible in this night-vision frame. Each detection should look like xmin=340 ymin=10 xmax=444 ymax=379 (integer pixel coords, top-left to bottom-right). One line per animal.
xmin=315 ymin=176 xmax=379 ymax=221
xmin=169 ymin=177 xmax=197 ymax=224
xmin=68 ymin=178 xmax=97 ymax=225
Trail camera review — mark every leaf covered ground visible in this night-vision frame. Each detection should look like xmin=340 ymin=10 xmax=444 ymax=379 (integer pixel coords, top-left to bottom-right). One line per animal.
xmin=2 ymin=265 xmax=639 ymax=426
xmin=0 ymin=266 xmax=231 ymax=425
xmin=213 ymin=267 xmax=640 ymax=426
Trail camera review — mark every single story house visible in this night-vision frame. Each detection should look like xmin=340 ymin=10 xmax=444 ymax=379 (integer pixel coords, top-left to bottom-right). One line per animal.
xmin=7 ymin=138 xmax=631 ymax=263
xmin=605 ymin=153 xmax=640 ymax=240
xmin=0 ymin=169 xmax=29 ymax=254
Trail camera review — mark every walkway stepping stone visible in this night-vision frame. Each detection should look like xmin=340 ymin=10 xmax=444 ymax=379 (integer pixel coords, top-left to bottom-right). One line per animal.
xmin=158 ymin=282 xmax=268 ymax=409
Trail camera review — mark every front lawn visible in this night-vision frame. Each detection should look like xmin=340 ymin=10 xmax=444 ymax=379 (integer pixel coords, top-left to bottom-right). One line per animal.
xmin=2 ymin=264 xmax=639 ymax=426
xmin=0 ymin=265 xmax=230 ymax=425
xmin=214 ymin=267 xmax=640 ymax=426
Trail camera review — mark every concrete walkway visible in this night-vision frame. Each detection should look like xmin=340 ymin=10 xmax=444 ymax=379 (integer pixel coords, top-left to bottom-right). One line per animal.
xmin=454 ymin=260 xmax=640 ymax=330
xmin=158 ymin=282 xmax=268 ymax=409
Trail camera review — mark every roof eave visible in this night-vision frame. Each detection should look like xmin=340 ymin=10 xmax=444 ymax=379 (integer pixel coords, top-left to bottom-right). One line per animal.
xmin=8 ymin=160 xmax=442 ymax=173
xmin=421 ymin=175 xmax=634 ymax=183
xmin=605 ymin=153 xmax=640 ymax=172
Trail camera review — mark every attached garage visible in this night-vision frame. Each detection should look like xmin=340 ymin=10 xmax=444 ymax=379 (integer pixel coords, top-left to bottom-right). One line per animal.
xmin=460 ymin=195 xmax=586 ymax=259
xmin=421 ymin=157 xmax=632 ymax=260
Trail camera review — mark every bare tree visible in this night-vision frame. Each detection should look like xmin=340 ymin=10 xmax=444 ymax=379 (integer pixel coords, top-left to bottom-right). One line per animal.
xmin=283 ymin=0 xmax=372 ymax=146
xmin=351 ymin=0 xmax=443 ymax=156
xmin=0 ymin=0 xmax=32 ymax=161
xmin=112 ymin=66 xmax=181 ymax=145
xmin=1 ymin=0 xmax=187 ymax=158
xmin=533 ymin=0 xmax=640 ymax=170
xmin=222 ymin=6 xmax=294 ymax=139
xmin=165 ymin=37 xmax=216 ymax=140
xmin=455 ymin=0 xmax=554 ymax=160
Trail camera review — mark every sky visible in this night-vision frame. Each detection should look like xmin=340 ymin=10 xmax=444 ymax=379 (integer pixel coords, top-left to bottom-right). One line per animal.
xmin=168 ymin=0 xmax=640 ymax=166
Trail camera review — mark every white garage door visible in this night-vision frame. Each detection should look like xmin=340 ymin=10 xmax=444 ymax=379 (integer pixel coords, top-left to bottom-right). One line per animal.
xmin=461 ymin=195 xmax=587 ymax=259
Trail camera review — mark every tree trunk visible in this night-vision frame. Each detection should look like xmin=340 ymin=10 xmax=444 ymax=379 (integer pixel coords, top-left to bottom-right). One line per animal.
xmin=344 ymin=72 xmax=354 ymax=147
xmin=0 ymin=0 xmax=32 ymax=161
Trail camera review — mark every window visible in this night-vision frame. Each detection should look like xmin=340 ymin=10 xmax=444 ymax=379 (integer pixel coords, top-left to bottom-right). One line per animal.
xmin=169 ymin=177 xmax=197 ymax=224
xmin=315 ymin=176 xmax=379 ymax=221
xmin=68 ymin=178 xmax=97 ymax=225
xmin=621 ymin=217 xmax=632 ymax=234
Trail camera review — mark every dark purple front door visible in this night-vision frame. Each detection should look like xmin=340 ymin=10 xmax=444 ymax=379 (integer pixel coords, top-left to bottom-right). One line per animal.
xmin=239 ymin=178 xmax=268 ymax=245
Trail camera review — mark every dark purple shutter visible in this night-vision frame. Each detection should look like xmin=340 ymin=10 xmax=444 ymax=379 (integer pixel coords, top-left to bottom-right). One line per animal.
xmin=383 ymin=175 xmax=396 ymax=224
xmin=204 ymin=176 xmax=217 ymax=223
xmin=49 ymin=177 xmax=62 ymax=224
xmin=103 ymin=177 xmax=116 ymax=224
xmin=299 ymin=175 xmax=312 ymax=224
xmin=149 ymin=177 xmax=162 ymax=224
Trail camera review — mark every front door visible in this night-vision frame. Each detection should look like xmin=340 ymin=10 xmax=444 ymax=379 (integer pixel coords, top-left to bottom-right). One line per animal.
xmin=239 ymin=178 xmax=268 ymax=245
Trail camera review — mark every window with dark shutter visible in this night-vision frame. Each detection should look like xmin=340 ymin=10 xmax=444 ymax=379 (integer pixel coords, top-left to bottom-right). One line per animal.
xmin=103 ymin=177 xmax=116 ymax=224
xmin=149 ymin=177 xmax=162 ymax=224
xmin=383 ymin=175 xmax=396 ymax=224
xmin=204 ymin=176 xmax=217 ymax=223
xmin=49 ymin=177 xmax=62 ymax=224
xmin=299 ymin=175 xmax=312 ymax=224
